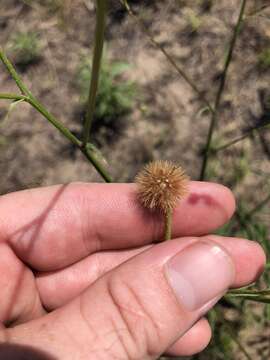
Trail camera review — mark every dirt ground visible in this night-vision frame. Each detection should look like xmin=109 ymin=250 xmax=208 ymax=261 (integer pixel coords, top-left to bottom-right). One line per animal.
xmin=0 ymin=0 xmax=270 ymax=359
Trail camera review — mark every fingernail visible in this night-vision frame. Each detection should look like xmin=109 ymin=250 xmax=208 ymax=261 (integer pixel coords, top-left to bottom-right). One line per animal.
xmin=166 ymin=242 xmax=235 ymax=311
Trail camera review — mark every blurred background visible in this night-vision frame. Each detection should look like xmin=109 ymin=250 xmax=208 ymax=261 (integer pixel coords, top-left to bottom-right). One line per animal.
xmin=0 ymin=0 xmax=269 ymax=359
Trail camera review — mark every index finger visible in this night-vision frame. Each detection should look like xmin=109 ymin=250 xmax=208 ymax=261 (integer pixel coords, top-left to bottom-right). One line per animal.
xmin=0 ymin=181 xmax=235 ymax=270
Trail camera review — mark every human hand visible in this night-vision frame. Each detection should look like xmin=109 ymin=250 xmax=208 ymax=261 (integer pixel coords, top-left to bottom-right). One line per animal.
xmin=0 ymin=182 xmax=265 ymax=359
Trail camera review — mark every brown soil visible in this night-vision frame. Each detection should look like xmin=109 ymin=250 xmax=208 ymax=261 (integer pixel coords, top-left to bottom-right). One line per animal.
xmin=0 ymin=0 xmax=270 ymax=359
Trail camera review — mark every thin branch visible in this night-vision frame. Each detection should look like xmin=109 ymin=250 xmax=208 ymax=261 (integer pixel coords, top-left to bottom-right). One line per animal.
xmin=82 ymin=145 xmax=112 ymax=182
xmin=199 ymin=0 xmax=247 ymax=180
xmin=226 ymin=289 xmax=270 ymax=304
xmin=83 ymin=0 xmax=107 ymax=147
xmin=247 ymin=193 xmax=270 ymax=218
xmin=232 ymin=193 xmax=270 ymax=235
xmin=227 ymin=297 xmax=270 ymax=304
xmin=121 ymin=0 xmax=214 ymax=113
xmin=232 ymin=210 xmax=254 ymax=239
xmin=27 ymin=94 xmax=112 ymax=181
xmin=245 ymin=4 xmax=270 ymax=18
xmin=228 ymin=289 xmax=270 ymax=296
xmin=212 ymin=122 xmax=270 ymax=153
xmin=0 ymin=49 xmax=32 ymax=97
xmin=27 ymin=98 xmax=83 ymax=148
xmin=0 ymin=93 xmax=28 ymax=101
xmin=0 ymin=49 xmax=112 ymax=182
xmin=16 ymin=98 xmax=113 ymax=182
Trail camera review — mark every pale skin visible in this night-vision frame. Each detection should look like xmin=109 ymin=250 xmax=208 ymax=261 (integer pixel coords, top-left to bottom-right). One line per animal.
xmin=0 ymin=182 xmax=266 ymax=359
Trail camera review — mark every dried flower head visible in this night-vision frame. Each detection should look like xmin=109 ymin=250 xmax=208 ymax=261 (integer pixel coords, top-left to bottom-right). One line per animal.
xmin=135 ymin=160 xmax=189 ymax=213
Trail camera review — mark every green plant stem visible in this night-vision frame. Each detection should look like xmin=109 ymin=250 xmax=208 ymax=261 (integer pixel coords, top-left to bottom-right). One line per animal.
xmin=0 ymin=56 xmax=81 ymax=147
xmin=247 ymin=193 xmax=270 ymax=218
xmin=121 ymin=0 xmax=214 ymax=114
xmin=228 ymin=289 xmax=270 ymax=296
xmin=245 ymin=4 xmax=270 ymax=19
xmin=83 ymin=0 xmax=107 ymax=147
xmin=0 ymin=49 xmax=32 ymax=97
xmin=228 ymin=296 xmax=270 ymax=304
xmin=199 ymin=0 xmax=247 ymax=180
xmin=0 ymin=49 xmax=112 ymax=182
xmin=0 ymin=93 xmax=28 ymax=101
xmin=234 ymin=193 xmax=270 ymax=234
xmin=226 ymin=289 xmax=270 ymax=304
xmin=164 ymin=209 xmax=172 ymax=240
xmin=28 ymin=99 xmax=83 ymax=147
xmin=1 ymin=93 xmax=81 ymax=146
xmin=13 ymin=95 xmax=112 ymax=181
xmin=82 ymin=145 xmax=112 ymax=182
xmin=212 ymin=122 xmax=270 ymax=153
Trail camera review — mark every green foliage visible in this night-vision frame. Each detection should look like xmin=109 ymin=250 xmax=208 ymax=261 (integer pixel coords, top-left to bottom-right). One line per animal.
xmin=9 ymin=31 xmax=41 ymax=66
xmin=258 ymin=48 xmax=270 ymax=68
xmin=76 ymin=54 xmax=136 ymax=126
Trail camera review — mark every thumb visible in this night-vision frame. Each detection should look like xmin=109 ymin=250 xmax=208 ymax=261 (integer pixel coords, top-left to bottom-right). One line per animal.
xmin=5 ymin=238 xmax=236 ymax=359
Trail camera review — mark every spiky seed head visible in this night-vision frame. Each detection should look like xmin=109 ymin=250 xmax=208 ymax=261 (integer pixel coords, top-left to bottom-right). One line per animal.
xmin=135 ymin=160 xmax=189 ymax=213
